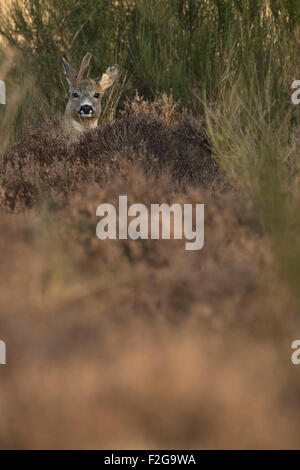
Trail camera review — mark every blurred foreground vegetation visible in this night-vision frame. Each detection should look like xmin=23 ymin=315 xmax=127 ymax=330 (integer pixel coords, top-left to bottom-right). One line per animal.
xmin=1 ymin=0 xmax=300 ymax=448
xmin=2 ymin=0 xmax=300 ymax=297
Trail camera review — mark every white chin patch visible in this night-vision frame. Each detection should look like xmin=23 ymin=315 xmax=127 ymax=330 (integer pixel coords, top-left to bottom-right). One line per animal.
xmin=80 ymin=111 xmax=94 ymax=118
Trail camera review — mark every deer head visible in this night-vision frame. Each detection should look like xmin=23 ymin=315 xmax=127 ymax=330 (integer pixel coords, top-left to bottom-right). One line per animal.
xmin=62 ymin=53 xmax=119 ymax=137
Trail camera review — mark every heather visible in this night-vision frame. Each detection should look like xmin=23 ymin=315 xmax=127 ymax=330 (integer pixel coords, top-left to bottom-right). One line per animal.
xmin=0 ymin=0 xmax=300 ymax=449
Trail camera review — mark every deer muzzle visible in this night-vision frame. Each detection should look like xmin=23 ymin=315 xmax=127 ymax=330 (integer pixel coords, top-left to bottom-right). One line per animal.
xmin=79 ymin=104 xmax=94 ymax=118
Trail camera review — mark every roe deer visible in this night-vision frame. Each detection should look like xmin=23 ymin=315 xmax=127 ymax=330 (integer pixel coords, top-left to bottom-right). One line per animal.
xmin=62 ymin=53 xmax=119 ymax=140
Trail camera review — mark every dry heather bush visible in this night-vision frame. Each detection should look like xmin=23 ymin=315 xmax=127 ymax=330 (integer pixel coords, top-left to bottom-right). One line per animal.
xmin=0 ymin=98 xmax=221 ymax=211
xmin=125 ymin=92 xmax=181 ymax=125
xmin=0 ymin=97 xmax=300 ymax=449
xmin=0 ymin=169 xmax=299 ymax=448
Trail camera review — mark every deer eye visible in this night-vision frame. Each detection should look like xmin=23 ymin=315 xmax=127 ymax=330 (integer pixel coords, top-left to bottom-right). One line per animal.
xmin=72 ymin=92 xmax=79 ymax=98
xmin=94 ymin=93 xmax=100 ymax=99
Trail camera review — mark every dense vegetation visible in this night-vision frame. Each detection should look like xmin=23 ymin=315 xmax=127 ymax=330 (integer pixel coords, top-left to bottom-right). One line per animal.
xmin=1 ymin=0 xmax=300 ymax=449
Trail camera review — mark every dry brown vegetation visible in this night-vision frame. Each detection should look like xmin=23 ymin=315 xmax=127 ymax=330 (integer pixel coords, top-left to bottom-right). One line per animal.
xmin=0 ymin=95 xmax=220 ymax=211
xmin=0 ymin=96 xmax=300 ymax=449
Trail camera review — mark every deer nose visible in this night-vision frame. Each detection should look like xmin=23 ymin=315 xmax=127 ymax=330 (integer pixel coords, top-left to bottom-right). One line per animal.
xmin=79 ymin=104 xmax=94 ymax=115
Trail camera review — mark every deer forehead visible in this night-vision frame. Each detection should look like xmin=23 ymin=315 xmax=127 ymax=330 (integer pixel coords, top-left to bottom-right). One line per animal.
xmin=71 ymin=79 xmax=100 ymax=94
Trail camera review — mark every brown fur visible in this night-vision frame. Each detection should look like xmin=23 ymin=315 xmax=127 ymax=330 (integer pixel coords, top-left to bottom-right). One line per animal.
xmin=62 ymin=54 xmax=119 ymax=141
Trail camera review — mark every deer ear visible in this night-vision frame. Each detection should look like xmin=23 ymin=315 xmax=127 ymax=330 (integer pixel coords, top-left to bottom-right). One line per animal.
xmin=62 ymin=57 xmax=77 ymax=88
xmin=96 ymin=65 xmax=120 ymax=94
xmin=77 ymin=53 xmax=92 ymax=82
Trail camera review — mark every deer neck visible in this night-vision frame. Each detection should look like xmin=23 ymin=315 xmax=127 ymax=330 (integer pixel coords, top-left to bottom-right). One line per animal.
xmin=64 ymin=105 xmax=98 ymax=139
